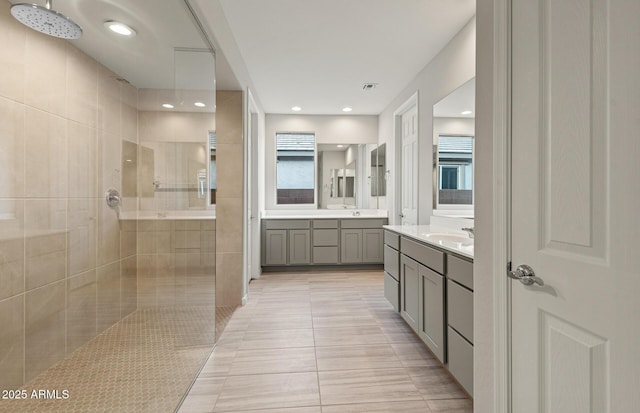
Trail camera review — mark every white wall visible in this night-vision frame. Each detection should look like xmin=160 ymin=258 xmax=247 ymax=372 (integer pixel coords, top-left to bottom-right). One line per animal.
xmin=475 ymin=0 xmax=501 ymax=411
xmin=264 ymin=114 xmax=378 ymax=209
xmin=378 ymin=17 xmax=476 ymax=225
xmin=433 ymin=117 xmax=475 ymax=144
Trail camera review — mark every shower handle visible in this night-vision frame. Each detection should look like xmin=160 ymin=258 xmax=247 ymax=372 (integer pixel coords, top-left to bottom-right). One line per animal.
xmin=105 ymin=189 xmax=121 ymax=209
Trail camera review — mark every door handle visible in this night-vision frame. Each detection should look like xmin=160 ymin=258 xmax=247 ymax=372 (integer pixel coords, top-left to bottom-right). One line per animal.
xmin=399 ymin=213 xmax=405 ymax=218
xmin=508 ymin=264 xmax=544 ymax=286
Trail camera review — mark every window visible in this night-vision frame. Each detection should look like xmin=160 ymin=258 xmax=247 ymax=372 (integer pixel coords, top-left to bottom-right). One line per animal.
xmin=276 ymin=133 xmax=315 ymax=205
xmin=437 ymin=135 xmax=473 ymax=205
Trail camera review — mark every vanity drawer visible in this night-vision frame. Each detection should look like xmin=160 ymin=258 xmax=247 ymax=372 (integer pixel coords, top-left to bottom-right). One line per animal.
xmin=340 ymin=219 xmax=385 ymax=229
xmin=313 ymin=219 xmax=338 ymax=229
xmin=447 ymin=279 xmax=474 ymax=343
xmin=447 ymin=254 xmax=473 ymax=290
xmin=384 ymin=244 xmax=400 ymax=280
xmin=384 ymin=230 xmax=400 ymax=250
xmin=447 ymin=326 xmax=474 ymax=395
xmin=384 ymin=271 xmax=399 ymax=312
xmin=401 ymin=237 xmax=445 ymax=274
xmin=313 ymin=229 xmax=338 ymax=246
xmin=265 ymin=220 xmax=311 ymax=230
xmin=313 ymin=246 xmax=339 ymax=264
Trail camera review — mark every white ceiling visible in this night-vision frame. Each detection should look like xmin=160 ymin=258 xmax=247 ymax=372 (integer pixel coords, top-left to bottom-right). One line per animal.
xmin=8 ymin=0 xmax=240 ymax=91
xmin=433 ymin=77 xmax=475 ymax=118
xmin=218 ymin=0 xmax=476 ymax=115
xmin=7 ymin=0 xmax=475 ymax=114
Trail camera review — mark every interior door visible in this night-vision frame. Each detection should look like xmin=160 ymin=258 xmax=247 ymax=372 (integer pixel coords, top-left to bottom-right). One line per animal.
xmin=511 ymin=0 xmax=639 ymax=412
xmin=401 ymin=105 xmax=418 ymax=225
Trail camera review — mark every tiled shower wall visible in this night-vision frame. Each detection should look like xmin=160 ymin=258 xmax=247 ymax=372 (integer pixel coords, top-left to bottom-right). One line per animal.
xmin=0 ymin=2 xmax=138 ymax=388
xmin=137 ymin=219 xmax=215 ymax=309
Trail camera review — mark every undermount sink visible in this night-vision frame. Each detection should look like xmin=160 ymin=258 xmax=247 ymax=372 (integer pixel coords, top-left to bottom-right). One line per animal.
xmin=423 ymin=232 xmax=474 ymax=247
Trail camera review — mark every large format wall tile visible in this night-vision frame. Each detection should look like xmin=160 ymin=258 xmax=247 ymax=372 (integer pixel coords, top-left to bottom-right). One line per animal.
xmin=0 ymin=96 xmax=25 ymax=199
xmin=99 ymin=131 xmax=121 ymax=195
xmin=24 ymin=28 xmax=67 ymax=118
xmin=97 ymin=67 xmax=121 ymax=135
xmin=66 ymin=44 xmax=98 ymax=128
xmin=68 ymin=199 xmax=97 ymax=276
xmin=24 ymin=200 xmax=67 ymax=291
xmin=0 ymin=200 xmax=25 ymax=301
xmin=97 ymin=261 xmax=121 ymax=334
xmin=0 ymin=3 xmax=26 ymax=102
xmin=0 ymin=6 xmax=140 ymax=388
xmin=68 ymin=121 xmax=97 ymax=198
xmin=97 ymin=202 xmax=120 ymax=265
xmin=0 ymin=295 xmax=24 ymax=389
xmin=24 ymin=107 xmax=67 ymax=198
xmin=66 ymin=270 xmax=97 ymax=354
xmin=121 ymin=255 xmax=137 ymax=317
xmin=25 ymin=280 xmax=66 ymax=382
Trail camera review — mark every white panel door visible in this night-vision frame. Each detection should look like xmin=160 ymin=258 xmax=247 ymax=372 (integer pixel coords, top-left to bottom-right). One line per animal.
xmin=511 ymin=0 xmax=639 ymax=412
xmin=401 ymin=105 xmax=418 ymax=225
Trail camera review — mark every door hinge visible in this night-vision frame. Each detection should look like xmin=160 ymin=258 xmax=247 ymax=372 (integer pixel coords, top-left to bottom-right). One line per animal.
xmin=507 ymin=261 xmax=512 ymax=272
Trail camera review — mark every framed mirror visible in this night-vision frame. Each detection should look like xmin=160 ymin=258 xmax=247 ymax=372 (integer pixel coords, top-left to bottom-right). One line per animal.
xmin=432 ymin=77 xmax=475 ymax=214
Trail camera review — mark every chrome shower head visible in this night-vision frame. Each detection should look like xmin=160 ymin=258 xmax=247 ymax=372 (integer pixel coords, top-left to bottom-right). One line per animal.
xmin=10 ymin=0 xmax=82 ymax=40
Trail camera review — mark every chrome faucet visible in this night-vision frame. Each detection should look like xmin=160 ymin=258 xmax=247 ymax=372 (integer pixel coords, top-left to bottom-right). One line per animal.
xmin=462 ymin=227 xmax=474 ymax=239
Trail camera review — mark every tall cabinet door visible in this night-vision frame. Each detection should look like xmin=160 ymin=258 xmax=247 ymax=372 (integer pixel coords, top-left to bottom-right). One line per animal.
xmin=265 ymin=229 xmax=287 ymax=265
xmin=289 ymin=229 xmax=311 ymax=265
xmin=400 ymin=255 xmax=420 ymax=331
xmin=340 ymin=229 xmax=362 ymax=263
xmin=362 ymin=229 xmax=383 ymax=263
xmin=418 ymin=264 xmax=445 ymax=362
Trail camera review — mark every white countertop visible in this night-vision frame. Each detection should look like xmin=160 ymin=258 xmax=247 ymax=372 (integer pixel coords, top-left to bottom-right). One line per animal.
xmin=383 ymin=224 xmax=474 ymax=259
xmin=262 ymin=209 xmax=388 ymax=220
xmin=119 ymin=210 xmax=216 ymax=220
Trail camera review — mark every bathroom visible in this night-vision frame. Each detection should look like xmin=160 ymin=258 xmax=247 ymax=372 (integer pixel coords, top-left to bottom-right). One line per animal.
xmin=1 ymin=0 xmax=637 ymax=412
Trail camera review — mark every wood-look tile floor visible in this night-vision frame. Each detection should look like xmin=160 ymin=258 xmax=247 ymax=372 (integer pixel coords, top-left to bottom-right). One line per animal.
xmin=178 ymin=271 xmax=472 ymax=413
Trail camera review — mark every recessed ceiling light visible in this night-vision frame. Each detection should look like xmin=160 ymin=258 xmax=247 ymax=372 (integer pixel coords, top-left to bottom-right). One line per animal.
xmin=461 ymin=110 xmax=473 ymax=115
xmin=342 ymin=107 xmax=353 ymax=112
xmin=162 ymin=103 xmax=174 ymax=109
xmin=194 ymin=102 xmax=206 ymax=108
xmin=291 ymin=106 xmax=302 ymax=112
xmin=337 ymin=145 xmax=344 ymax=148
xmin=104 ymin=21 xmax=136 ymax=37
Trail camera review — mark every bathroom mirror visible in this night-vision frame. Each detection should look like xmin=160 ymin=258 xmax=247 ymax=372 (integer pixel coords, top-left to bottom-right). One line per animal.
xmin=139 ymin=141 xmax=208 ymax=209
xmin=318 ymin=144 xmax=365 ymax=209
xmin=370 ymin=143 xmax=386 ymax=197
xmin=432 ymin=77 xmax=475 ymax=213
xmin=122 ymin=140 xmax=138 ymax=197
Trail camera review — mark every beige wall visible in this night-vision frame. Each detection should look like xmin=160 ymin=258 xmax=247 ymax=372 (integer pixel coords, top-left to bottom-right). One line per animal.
xmin=215 ymin=91 xmax=244 ymax=307
xmin=137 ymin=220 xmax=215 ymax=310
xmin=0 ymin=2 xmax=138 ymax=387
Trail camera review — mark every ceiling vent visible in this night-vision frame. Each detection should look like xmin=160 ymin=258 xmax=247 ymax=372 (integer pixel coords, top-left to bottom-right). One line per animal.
xmin=362 ymin=83 xmax=378 ymax=91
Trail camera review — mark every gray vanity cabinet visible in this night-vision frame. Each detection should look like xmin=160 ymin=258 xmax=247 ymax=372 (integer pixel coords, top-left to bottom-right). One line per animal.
xmin=362 ymin=229 xmax=384 ymax=263
xmin=340 ymin=229 xmax=363 ymax=263
xmin=262 ymin=220 xmax=311 ymax=266
xmin=418 ymin=264 xmax=445 ymax=362
xmin=313 ymin=226 xmax=339 ymax=264
xmin=385 ymin=228 xmax=474 ymax=394
xmin=446 ymin=254 xmax=474 ymax=395
xmin=264 ymin=229 xmax=287 ymax=265
xmin=289 ymin=229 xmax=311 ymax=265
xmin=340 ymin=219 xmax=385 ymax=264
xmin=400 ymin=255 xmax=420 ymax=331
xmin=263 ymin=218 xmax=386 ymax=267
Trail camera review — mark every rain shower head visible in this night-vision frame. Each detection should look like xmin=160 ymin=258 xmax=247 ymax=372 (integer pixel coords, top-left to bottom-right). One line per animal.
xmin=10 ymin=0 xmax=82 ymax=39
